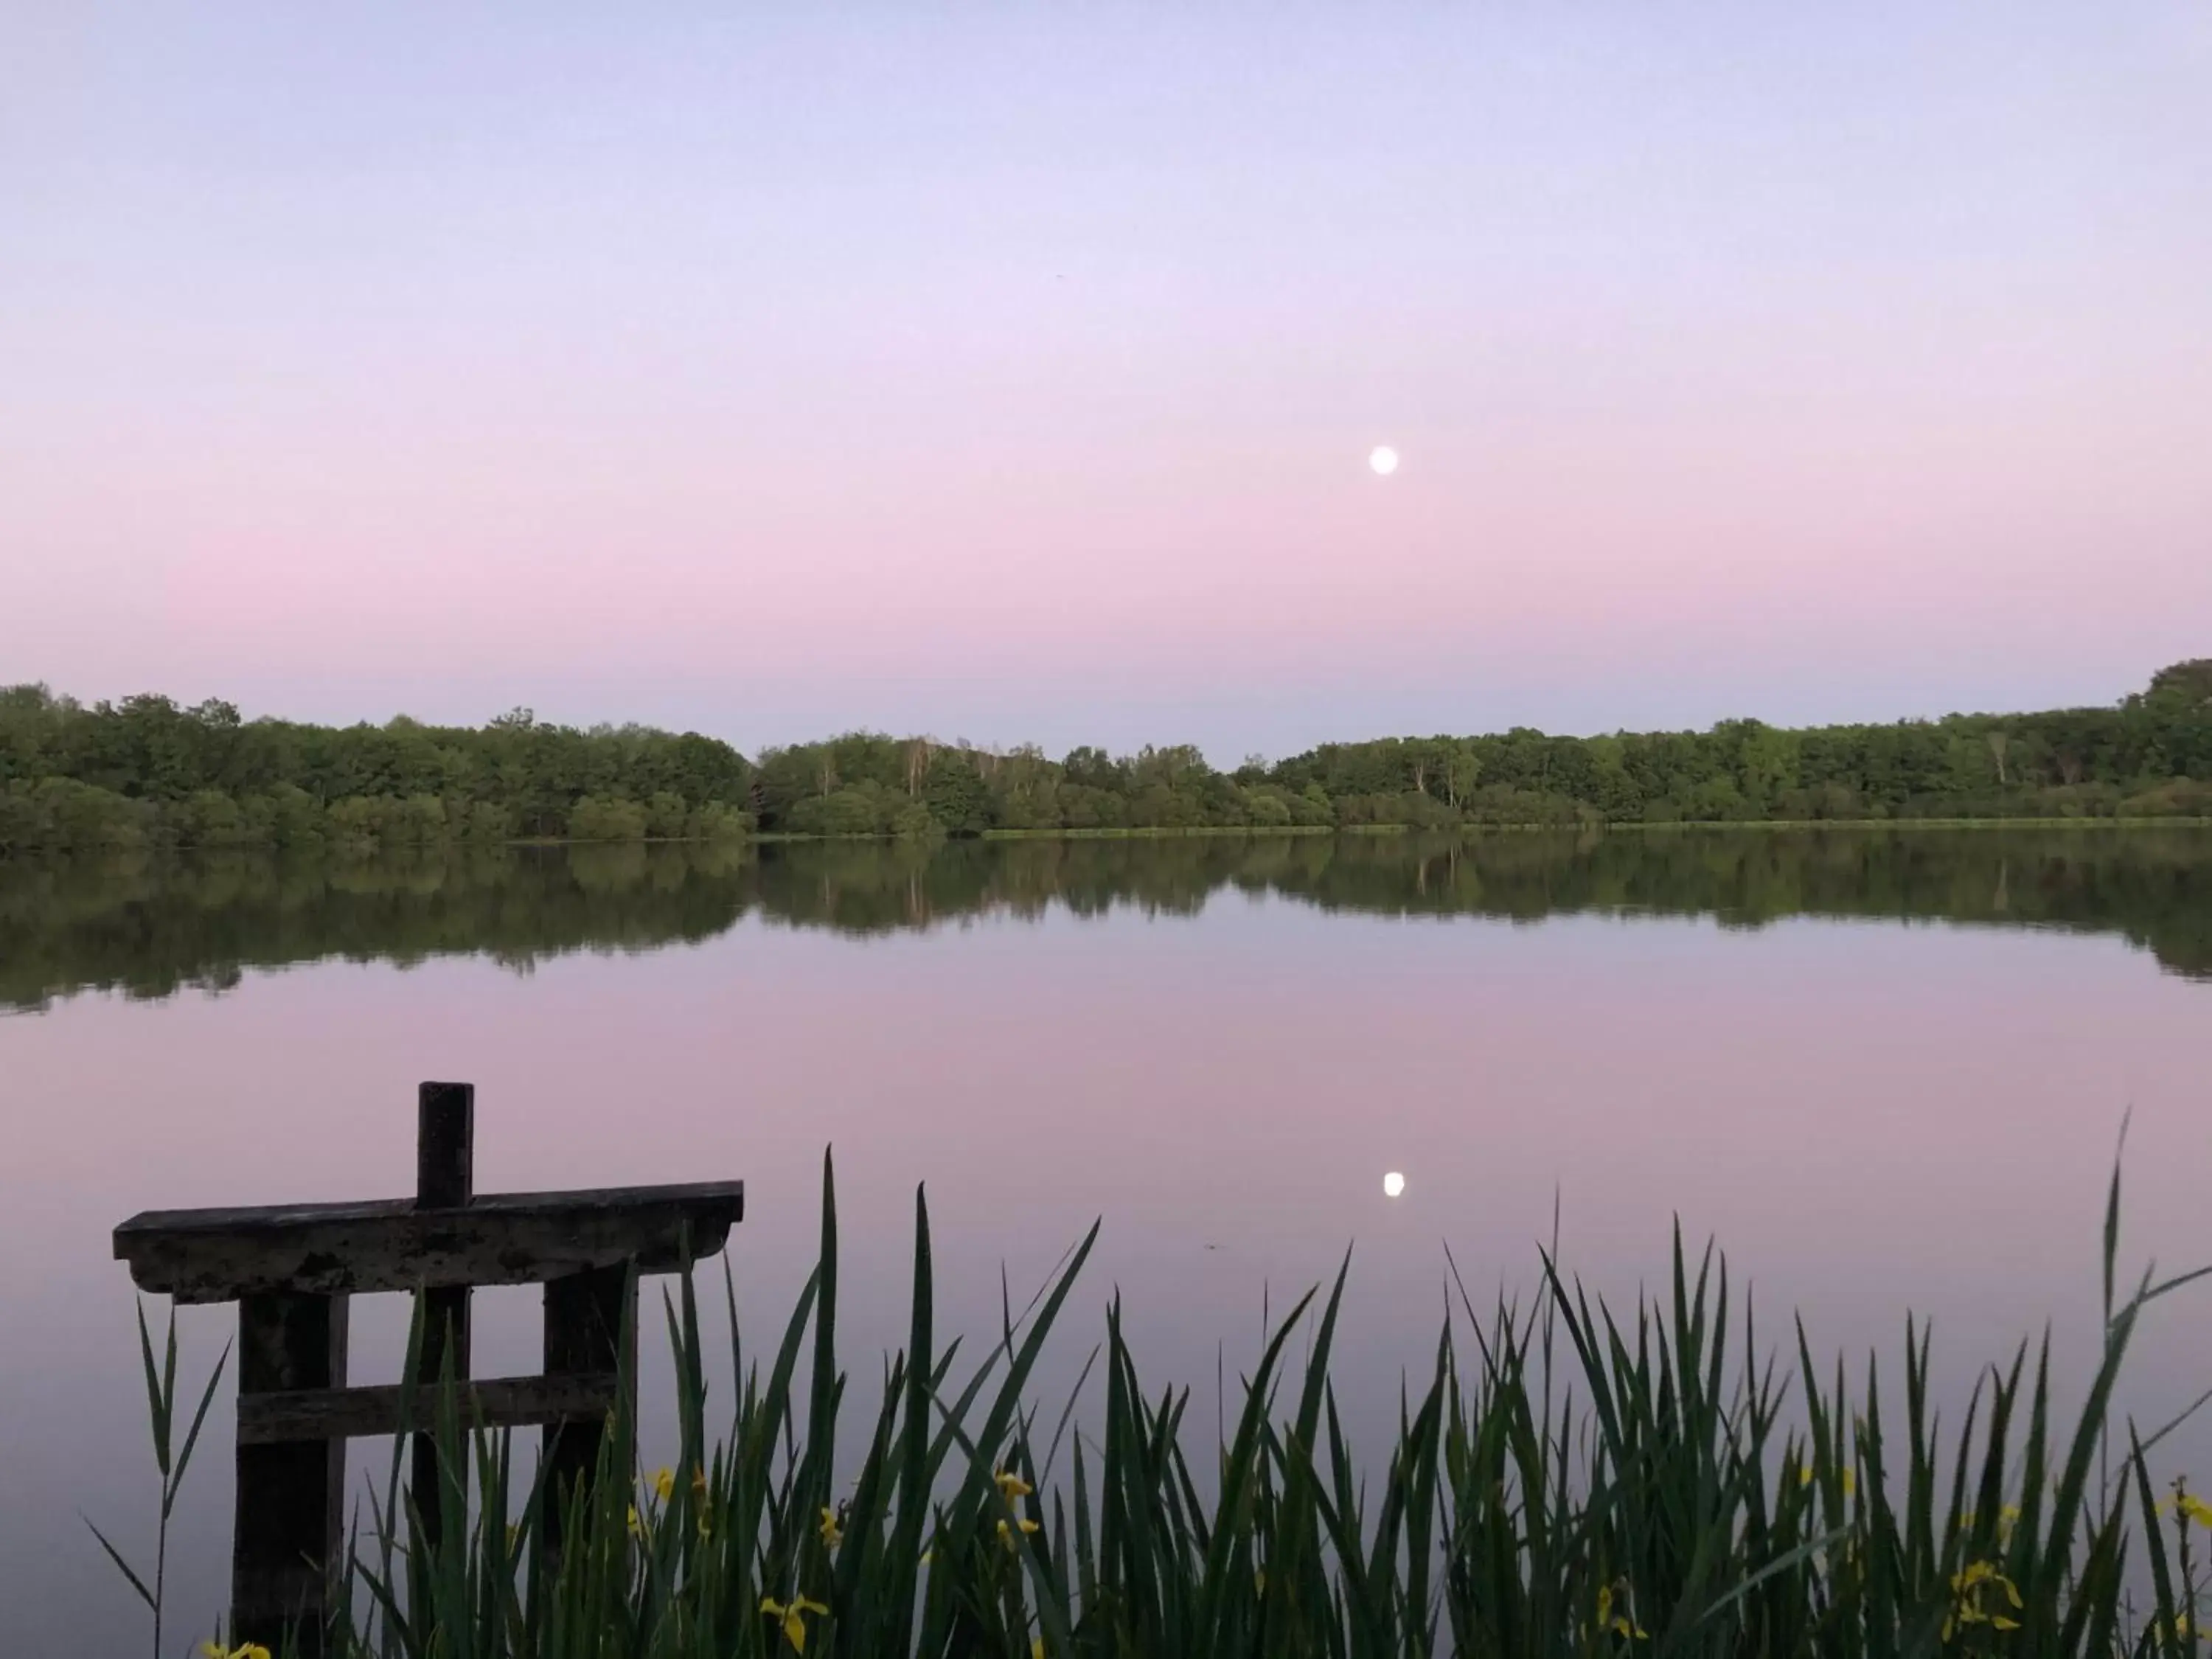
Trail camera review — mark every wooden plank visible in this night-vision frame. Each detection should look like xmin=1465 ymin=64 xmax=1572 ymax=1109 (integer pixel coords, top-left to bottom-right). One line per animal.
xmin=113 ymin=1180 xmax=743 ymax=1301
xmin=237 ymin=1371 xmax=619 ymax=1444
xmin=412 ymin=1082 xmax=475 ymax=1545
xmin=233 ymin=1291 xmax=347 ymax=1659
xmin=542 ymin=1263 xmax=636 ymax=1559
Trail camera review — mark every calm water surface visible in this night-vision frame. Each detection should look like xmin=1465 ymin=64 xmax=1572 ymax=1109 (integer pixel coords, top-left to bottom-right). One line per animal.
xmin=4 ymin=828 xmax=2210 ymax=1645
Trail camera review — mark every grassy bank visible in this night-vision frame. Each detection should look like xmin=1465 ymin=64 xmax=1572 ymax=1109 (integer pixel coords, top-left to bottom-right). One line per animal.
xmin=106 ymin=1153 xmax=2212 ymax=1658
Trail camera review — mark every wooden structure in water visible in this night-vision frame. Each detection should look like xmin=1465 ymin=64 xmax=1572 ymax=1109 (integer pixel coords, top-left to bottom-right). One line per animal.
xmin=111 ymin=1082 xmax=743 ymax=1656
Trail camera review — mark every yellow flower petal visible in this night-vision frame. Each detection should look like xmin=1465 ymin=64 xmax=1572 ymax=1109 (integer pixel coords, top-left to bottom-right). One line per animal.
xmin=762 ymin=1596 xmax=825 ymax=1655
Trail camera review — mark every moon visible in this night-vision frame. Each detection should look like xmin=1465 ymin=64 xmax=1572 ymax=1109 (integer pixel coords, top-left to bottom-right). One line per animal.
xmin=1382 ymin=1171 xmax=1406 ymax=1198
xmin=1368 ymin=445 xmax=1399 ymax=476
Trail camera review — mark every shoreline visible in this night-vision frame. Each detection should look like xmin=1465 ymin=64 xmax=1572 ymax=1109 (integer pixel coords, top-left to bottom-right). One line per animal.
xmin=4 ymin=815 xmax=2211 ymax=862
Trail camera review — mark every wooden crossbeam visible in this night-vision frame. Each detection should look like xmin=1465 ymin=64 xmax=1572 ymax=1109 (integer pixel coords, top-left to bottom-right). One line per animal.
xmin=237 ymin=1370 xmax=620 ymax=1444
xmin=112 ymin=1180 xmax=745 ymax=1302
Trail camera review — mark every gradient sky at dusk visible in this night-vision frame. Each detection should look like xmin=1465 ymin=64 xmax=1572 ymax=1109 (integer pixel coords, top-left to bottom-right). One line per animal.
xmin=4 ymin=3 xmax=2208 ymax=759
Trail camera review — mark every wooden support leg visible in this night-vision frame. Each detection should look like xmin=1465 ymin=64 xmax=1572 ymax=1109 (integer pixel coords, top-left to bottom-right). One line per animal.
xmin=411 ymin=1082 xmax=475 ymax=1546
xmin=540 ymin=1263 xmax=635 ymax=1558
xmin=411 ymin=1284 xmax=472 ymax=1545
xmin=233 ymin=1291 xmax=349 ymax=1658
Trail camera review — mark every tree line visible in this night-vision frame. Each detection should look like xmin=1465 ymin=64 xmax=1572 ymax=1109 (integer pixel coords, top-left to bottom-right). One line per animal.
xmin=1 ymin=660 xmax=2207 ymax=856
xmin=0 ymin=691 xmax=754 ymax=855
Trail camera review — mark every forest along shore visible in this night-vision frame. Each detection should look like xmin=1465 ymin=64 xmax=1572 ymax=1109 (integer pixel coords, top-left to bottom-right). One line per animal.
xmin=1 ymin=659 xmax=2206 ymax=855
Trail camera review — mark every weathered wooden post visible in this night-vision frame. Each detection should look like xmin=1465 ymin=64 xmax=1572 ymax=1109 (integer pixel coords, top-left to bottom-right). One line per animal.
xmin=542 ymin=1259 xmax=636 ymax=1554
xmin=412 ymin=1080 xmax=474 ymax=1545
xmin=232 ymin=1280 xmax=348 ymax=1648
xmin=112 ymin=1084 xmax=742 ymax=1657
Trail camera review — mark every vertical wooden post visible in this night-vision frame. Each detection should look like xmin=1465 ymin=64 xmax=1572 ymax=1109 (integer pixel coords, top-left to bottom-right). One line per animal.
xmin=540 ymin=1263 xmax=636 ymax=1556
xmin=412 ymin=1081 xmax=474 ymax=1544
xmin=234 ymin=1291 xmax=349 ymax=1658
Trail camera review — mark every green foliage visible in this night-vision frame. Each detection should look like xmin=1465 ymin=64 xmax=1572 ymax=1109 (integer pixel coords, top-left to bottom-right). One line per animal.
xmin=114 ymin=1156 xmax=2211 ymax=1658
xmin=923 ymin=750 xmax=992 ymax=836
xmin=4 ymin=662 xmax=2209 ymax=854
xmin=589 ymin=660 xmax=2212 ymax=837
xmin=688 ymin=801 xmax=754 ymax=841
xmin=569 ymin=795 xmax=650 ymax=842
xmin=0 ymin=688 xmax=754 ymax=855
xmin=789 ymin=783 xmax=903 ymax=838
xmin=0 ymin=776 xmax=155 ymax=852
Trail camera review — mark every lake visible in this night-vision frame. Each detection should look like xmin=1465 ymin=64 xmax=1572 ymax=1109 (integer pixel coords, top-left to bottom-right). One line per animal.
xmin=4 ymin=827 xmax=2210 ymax=1645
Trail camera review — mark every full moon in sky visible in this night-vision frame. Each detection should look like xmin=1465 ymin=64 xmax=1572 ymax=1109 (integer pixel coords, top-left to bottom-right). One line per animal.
xmin=1368 ymin=445 xmax=1399 ymax=476
xmin=1382 ymin=1171 xmax=1407 ymax=1198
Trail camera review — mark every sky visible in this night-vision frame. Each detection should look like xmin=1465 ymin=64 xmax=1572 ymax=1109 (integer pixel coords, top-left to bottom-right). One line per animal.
xmin=2 ymin=2 xmax=2208 ymax=761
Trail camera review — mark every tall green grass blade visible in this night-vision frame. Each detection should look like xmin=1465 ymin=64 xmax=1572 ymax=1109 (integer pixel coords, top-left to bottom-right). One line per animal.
xmin=81 ymin=1514 xmax=156 ymax=1610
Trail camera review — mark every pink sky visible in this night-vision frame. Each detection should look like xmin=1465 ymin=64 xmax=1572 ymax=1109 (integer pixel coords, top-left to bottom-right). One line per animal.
xmin=3 ymin=3 xmax=2208 ymax=756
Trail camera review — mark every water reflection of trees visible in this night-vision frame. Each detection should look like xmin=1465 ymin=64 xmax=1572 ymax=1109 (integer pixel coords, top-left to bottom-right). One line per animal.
xmin=4 ymin=827 xmax=2207 ymax=1010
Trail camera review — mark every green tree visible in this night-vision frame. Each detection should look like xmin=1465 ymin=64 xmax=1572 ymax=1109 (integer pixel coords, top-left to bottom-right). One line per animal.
xmin=924 ymin=752 xmax=992 ymax=835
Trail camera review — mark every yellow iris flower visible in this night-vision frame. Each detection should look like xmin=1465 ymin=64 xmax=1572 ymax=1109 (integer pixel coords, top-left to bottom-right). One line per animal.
xmin=1942 ymin=1559 xmax=2024 ymax=1638
xmin=819 ymin=1506 xmax=845 ymax=1547
xmin=760 ymin=1595 xmax=829 ymax=1654
xmin=2160 ymin=1486 xmax=2212 ymax=1530
xmin=201 ymin=1645 xmax=272 ymax=1659
xmin=1595 ymin=1584 xmax=1649 ymax=1640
